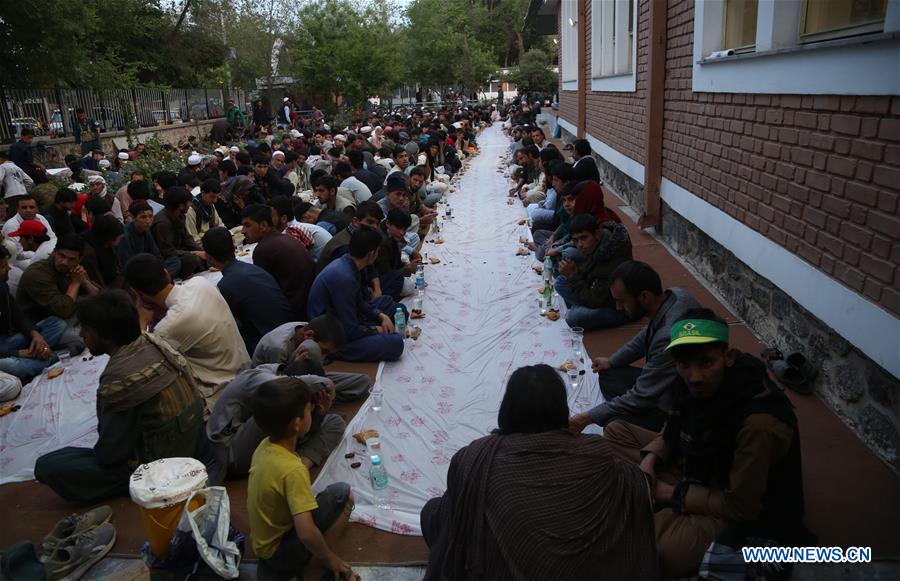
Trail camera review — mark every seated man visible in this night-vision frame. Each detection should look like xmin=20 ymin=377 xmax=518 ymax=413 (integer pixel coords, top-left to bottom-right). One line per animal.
xmin=318 ymin=201 xmax=383 ymax=271
xmin=150 ymin=186 xmax=206 ymax=277
xmin=376 ymin=176 xmax=421 ymax=256
xmin=81 ymin=214 xmax=125 ymax=289
xmin=333 ymin=161 xmax=372 ymax=204
xmin=246 ymin=377 xmax=355 ymax=581
xmin=270 ymin=196 xmax=333 ymax=263
xmin=204 ymin=359 xmax=345 ymax=485
xmin=313 ymin=174 xmax=357 ymax=216
xmin=308 ymin=228 xmax=404 ymax=362
xmin=124 ymin=254 xmax=250 ymax=415
xmin=375 ymin=208 xmax=420 ymax=300
xmin=34 ymin=290 xmax=204 ymax=503
xmin=6 ymin=219 xmax=56 ymax=295
xmin=116 ymin=201 xmax=182 ymax=278
xmin=569 ymin=261 xmax=700 ymax=433
xmin=251 ymin=317 xmax=370 ymax=402
xmin=555 ymin=214 xmax=632 ymax=330
xmin=17 ymin=235 xmax=99 ymax=342
xmin=421 ymin=364 xmax=657 ymax=580
xmin=0 ymin=244 xmax=67 ymax=389
xmin=242 ymin=204 xmax=316 ymax=320
xmin=185 ymin=178 xmax=224 ymax=245
xmin=44 ymin=188 xmax=79 ymax=239
xmin=526 ymin=161 xmax=572 ymax=231
xmin=604 ymin=309 xmax=811 ymax=579
xmin=202 ymin=227 xmax=294 ymax=354
xmin=2 ymin=194 xmax=57 ymax=249
xmin=295 ymin=199 xmax=351 ymax=237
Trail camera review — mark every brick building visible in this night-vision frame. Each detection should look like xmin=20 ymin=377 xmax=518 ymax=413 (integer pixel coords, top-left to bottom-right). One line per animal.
xmin=533 ymin=0 xmax=900 ymax=471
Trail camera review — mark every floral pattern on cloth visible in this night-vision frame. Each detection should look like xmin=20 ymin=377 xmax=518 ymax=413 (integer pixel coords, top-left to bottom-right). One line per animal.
xmin=0 ymin=355 xmax=110 ymax=484
xmin=312 ymin=126 xmax=605 ymax=535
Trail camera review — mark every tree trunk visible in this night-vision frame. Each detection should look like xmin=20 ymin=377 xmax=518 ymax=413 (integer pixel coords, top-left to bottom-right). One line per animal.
xmin=515 ymin=30 xmax=526 ymax=62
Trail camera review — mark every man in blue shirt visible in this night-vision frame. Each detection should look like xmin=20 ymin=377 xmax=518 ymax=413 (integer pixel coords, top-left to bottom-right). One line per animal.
xmin=308 ymin=228 xmax=404 ymax=362
xmin=8 ymin=128 xmax=42 ymax=180
xmin=202 ymin=227 xmax=295 ymax=354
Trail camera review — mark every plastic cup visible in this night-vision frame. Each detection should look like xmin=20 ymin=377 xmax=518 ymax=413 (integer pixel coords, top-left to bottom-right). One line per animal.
xmin=567 ymin=367 xmax=579 ymax=389
xmin=57 ymin=351 xmax=71 ymax=367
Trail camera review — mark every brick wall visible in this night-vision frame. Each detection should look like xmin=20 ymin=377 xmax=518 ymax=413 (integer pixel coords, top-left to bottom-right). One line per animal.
xmin=662 ymin=0 xmax=900 ymax=316
xmin=558 ymin=91 xmax=579 ymax=128
xmin=583 ymin=0 xmax=649 ymax=165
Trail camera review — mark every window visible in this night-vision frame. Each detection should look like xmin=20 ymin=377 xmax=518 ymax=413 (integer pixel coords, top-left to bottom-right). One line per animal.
xmin=801 ymin=0 xmax=887 ymax=41
xmin=561 ymin=0 xmax=578 ymax=88
xmin=590 ymin=0 xmax=637 ymax=91
xmin=723 ymin=0 xmax=758 ymax=50
xmin=692 ymin=0 xmax=900 ymax=95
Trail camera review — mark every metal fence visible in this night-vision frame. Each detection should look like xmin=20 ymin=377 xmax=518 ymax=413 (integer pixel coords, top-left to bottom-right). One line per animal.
xmin=0 ymin=87 xmax=251 ymax=144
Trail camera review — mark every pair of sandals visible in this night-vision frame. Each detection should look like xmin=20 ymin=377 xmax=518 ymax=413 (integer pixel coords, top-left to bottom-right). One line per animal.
xmin=761 ymin=348 xmax=817 ymax=395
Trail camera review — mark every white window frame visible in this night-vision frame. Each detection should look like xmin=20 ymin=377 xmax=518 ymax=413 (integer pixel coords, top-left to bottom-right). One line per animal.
xmin=561 ymin=0 xmax=579 ymax=90
xmin=590 ymin=0 xmax=638 ymax=91
xmin=693 ymin=0 xmax=900 ymax=95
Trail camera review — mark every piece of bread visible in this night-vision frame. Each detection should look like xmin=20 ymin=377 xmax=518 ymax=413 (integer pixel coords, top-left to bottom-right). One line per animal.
xmin=47 ymin=368 xmax=64 ymax=379
xmin=410 ymin=311 xmax=426 ymax=319
xmin=559 ymin=361 xmax=576 ymax=371
xmin=546 ymin=311 xmax=561 ymax=321
xmin=429 ymin=257 xmax=441 ymax=265
xmin=353 ymin=429 xmax=380 ymax=444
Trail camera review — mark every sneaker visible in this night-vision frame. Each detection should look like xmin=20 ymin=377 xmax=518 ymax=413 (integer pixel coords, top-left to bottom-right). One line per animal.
xmin=44 ymin=523 xmax=116 ymax=581
xmin=42 ymin=505 xmax=113 ymax=556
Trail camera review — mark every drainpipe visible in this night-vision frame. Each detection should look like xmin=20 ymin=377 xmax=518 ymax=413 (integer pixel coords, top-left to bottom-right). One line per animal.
xmin=640 ymin=0 xmax=667 ymax=229
xmin=577 ymin=0 xmax=587 ymax=138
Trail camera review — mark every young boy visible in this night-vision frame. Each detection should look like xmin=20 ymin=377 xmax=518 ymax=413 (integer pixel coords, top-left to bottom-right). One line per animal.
xmin=248 ymin=377 xmax=355 ymax=580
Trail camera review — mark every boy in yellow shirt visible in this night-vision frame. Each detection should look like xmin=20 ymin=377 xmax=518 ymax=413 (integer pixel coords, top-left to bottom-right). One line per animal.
xmin=247 ymin=377 xmax=355 ymax=579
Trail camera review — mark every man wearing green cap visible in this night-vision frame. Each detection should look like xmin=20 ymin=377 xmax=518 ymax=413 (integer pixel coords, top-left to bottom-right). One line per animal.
xmin=569 ymin=260 xmax=700 ymax=432
xmin=603 ymin=307 xmax=809 ymax=579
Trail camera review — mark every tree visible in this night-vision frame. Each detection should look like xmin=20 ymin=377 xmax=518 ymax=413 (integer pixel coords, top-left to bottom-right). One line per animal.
xmin=287 ymin=0 xmax=405 ymax=108
xmin=505 ymin=49 xmax=558 ymax=98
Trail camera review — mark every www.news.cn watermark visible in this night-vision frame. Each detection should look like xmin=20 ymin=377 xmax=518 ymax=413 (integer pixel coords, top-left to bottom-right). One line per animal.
xmin=742 ymin=546 xmax=872 ymax=564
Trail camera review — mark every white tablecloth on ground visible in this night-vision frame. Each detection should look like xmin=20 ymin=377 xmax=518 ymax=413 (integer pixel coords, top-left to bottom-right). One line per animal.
xmin=0 ymin=355 xmax=109 ymax=484
xmin=312 ymin=125 xmax=604 ymax=535
xmin=194 ymin=242 xmax=257 ymax=285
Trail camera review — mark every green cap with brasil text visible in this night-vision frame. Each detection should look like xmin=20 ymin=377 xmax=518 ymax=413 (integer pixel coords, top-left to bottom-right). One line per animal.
xmin=666 ymin=319 xmax=730 ymax=350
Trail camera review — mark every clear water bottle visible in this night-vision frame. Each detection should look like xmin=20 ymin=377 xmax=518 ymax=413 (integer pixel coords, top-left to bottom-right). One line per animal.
xmin=369 ymin=387 xmax=383 ymax=413
xmin=543 ymin=256 xmax=553 ymax=285
xmin=370 ymin=455 xmax=390 ymax=509
xmin=413 ymin=290 xmax=424 ymax=315
xmin=445 ymin=203 xmax=452 ymax=219
xmin=542 ymin=281 xmax=553 ymax=314
xmin=394 ymin=307 xmax=407 ymax=338
xmin=415 ymin=264 xmax=425 ymax=292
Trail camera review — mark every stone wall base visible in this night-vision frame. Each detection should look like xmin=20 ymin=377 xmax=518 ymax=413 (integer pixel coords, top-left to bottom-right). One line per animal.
xmin=560 ymin=126 xmax=900 ymax=475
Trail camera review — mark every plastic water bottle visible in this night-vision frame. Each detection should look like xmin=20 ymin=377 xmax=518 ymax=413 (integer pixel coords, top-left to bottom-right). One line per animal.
xmin=543 ymin=256 xmax=553 ymax=285
xmin=542 ymin=281 xmax=553 ymax=314
xmin=394 ymin=307 xmax=407 ymax=338
xmin=415 ymin=264 xmax=425 ymax=292
xmin=413 ymin=290 xmax=424 ymax=315
xmin=445 ymin=203 xmax=452 ymax=219
xmin=370 ymin=455 xmax=390 ymax=509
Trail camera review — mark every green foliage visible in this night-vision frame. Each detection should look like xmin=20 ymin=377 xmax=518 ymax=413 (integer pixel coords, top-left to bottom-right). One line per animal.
xmin=287 ymin=0 xmax=405 ymax=107
xmin=504 ymin=49 xmax=559 ymax=98
xmin=0 ymin=0 xmax=226 ymax=87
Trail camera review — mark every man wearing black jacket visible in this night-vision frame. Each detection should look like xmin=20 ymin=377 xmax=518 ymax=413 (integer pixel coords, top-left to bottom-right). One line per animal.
xmin=604 ymin=308 xmax=811 ymax=579
xmin=571 ymin=139 xmax=601 ymax=183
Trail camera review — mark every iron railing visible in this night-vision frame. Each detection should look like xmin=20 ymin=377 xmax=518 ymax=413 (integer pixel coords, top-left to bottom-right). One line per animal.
xmin=0 ymin=87 xmax=251 ymax=144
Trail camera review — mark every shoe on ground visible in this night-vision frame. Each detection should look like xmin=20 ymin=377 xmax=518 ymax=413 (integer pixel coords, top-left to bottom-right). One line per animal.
xmin=42 ymin=505 xmax=113 ymax=557
xmin=44 ymin=522 xmax=116 ymax=581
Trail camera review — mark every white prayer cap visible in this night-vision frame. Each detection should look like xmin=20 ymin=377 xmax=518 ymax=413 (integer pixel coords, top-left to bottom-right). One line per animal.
xmin=99 ymin=159 xmax=111 ymax=168
xmin=334 ymin=134 xmax=347 ymax=142
xmin=272 ymin=150 xmax=285 ymax=158
xmin=290 ymin=129 xmax=301 ymax=138
xmin=360 ymin=125 xmax=373 ymax=134
xmin=187 ymin=153 xmax=202 ymax=166
xmin=229 ymin=146 xmax=239 ymax=153
xmin=117 ymin=151 xmax=130 ymax=160
xmin=87 ymin=174 xmax=106 ymax=184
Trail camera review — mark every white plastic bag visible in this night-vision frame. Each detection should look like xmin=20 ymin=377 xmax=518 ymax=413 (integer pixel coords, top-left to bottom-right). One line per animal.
xmin=176 ymin=486 xmax=242 ymax=579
